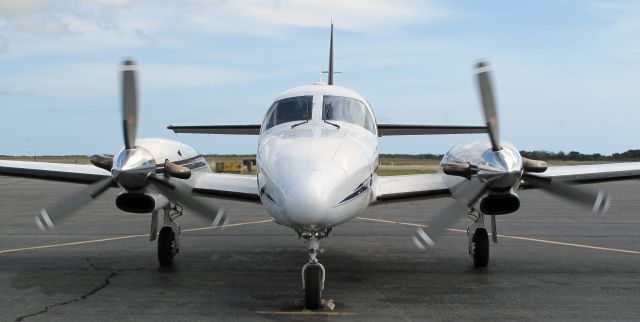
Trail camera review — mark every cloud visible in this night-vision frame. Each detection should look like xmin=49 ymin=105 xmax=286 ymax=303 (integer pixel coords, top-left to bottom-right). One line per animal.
xmin=588 ymin=0 xmax=640 ymax=56
xmin=141 ymin=64 xmax=256 ymax=89
xmin=181 ymin=0 xmax=447 ymax=35
xmin=0 ymin=1 xmax=50 ymax=18
xmin=0 ymin=0 xmax=137 ymax=18
xmin=0 ymin=0 xmax=148 ymax=40
xmin=0 ymin=62 xmax=256 ymax=99
xmin=9 ymin=14 xmax=72 ymax=37
xmin=0 ymin=0 xmax=447 ymax=41
xmin=0 ymin=82 xmax=36 ymax=96
xmin=0 ymin=35 xmax=8 ymax=53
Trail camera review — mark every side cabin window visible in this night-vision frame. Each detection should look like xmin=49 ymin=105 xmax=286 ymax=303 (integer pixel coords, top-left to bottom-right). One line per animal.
xmin=322 ymin=95 xmax=376 ymax=134
xmin=263 ymin=95 xmax=313 ymax=131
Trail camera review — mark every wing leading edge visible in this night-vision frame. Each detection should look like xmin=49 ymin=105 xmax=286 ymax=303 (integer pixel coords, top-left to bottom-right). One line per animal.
xmin=167 ymin=124 xmax=487 ymax=136
xmin=523 ymin=162 xmax=640 ymax=186
xmin=0 ymin=160 xmax=111 ymax=184
xmin=167 ymin=125 xmax=261 ymax=135
xmin=192 ymin=172 xmax=260 ymax=202
xmin=376 ymin=124 xmax=487 ymax=136
xmin=374 ymin=173 xmax=450 ymax=203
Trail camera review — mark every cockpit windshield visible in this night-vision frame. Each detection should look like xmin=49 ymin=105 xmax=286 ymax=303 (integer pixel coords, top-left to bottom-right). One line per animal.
xmin=322 ymin=95 xmax=376 ymax=134
xmin=263 ymin=96 xmax=313 ymax=131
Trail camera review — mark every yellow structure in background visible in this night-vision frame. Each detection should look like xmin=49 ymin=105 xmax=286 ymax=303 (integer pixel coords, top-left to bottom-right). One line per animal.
xmin=215 ymin=162 xmax=242 ymax=173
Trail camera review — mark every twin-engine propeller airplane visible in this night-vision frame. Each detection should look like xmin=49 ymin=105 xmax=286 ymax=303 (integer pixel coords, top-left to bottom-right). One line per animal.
xmin=2 ymin=24 xmax=640 ymax=310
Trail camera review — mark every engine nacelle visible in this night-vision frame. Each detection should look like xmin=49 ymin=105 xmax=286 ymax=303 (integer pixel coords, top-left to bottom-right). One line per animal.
xmin=115 ymin=192 xmax=169 ymax=213
xmin=480 ymin=193 xmax=520 ymax=215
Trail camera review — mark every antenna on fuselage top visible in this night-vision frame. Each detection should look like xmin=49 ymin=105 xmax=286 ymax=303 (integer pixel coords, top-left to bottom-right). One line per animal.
xmin=320 ymin=22 xmax=342 ymax=85
xmin=328 ymin=22 xmax=334 ymax=85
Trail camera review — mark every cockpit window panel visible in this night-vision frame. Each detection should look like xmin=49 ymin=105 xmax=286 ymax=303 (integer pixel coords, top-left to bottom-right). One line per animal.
xmin=322 ymin=95 xmax=376 ymax=134
xmin=263 ymin=95 xmax=314 ymax=131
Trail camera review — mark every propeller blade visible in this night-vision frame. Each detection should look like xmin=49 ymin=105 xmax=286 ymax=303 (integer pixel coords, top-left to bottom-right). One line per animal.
xmin=122 ymin=60 xmax=138 ymax=149
xmin=413 ymin=180 xmax=489 ymax=250
xmin=475 ymin=61 xmax=501 ymax=151
xmin=35 ymin=177 xmax=113 ymax=231
xmin=522 ymin=173 xmax=611 ymax=214
xmin=149 ymin=176 xmax=227 ymax=226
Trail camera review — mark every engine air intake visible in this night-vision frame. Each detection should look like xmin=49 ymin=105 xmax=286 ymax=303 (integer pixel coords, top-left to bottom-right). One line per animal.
xmin=116 ymin=193 xmax=155 ymax=213
xmin=480 ymin=194 xmax=520 ymax=215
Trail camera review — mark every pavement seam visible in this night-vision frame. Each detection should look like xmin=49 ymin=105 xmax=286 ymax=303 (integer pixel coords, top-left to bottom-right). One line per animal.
xmin=14 ymin=257 xmax=120 ymax=322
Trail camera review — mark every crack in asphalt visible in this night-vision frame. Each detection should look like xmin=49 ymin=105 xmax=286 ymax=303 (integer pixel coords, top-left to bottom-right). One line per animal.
xmin=14 ymin=258 xmax=120 ymax=322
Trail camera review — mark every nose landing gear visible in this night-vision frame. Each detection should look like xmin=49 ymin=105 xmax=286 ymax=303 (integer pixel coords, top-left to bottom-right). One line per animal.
xmin=152 ymin=203 xmax=183 ymax=267
xmin=302 ymin=238 xmax=325 ymax=310
xmin=299 ymin=229 xmax=330 ymax=310
xmin=467 ymin=210 xmax=490 ymax=267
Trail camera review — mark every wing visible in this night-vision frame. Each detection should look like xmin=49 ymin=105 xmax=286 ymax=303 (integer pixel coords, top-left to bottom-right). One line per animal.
xmin=377 ymin=124 xmax=487 ymax=136
xmin=0 ymin=160 xmax=111 ymax=184
xmin=166 ymin=124 xmax=487 ymax=136
xmin=521 ymin=162 xmax=640 ymax=187
xmin=167 ymin=125 xmax=261 ymax=135
xmin=374 ymin=173 xmax=450 ymax=203
xmin=0 ymin=159 xmax=261 ymax=203
xmin=192 ymin=172 xmax=260 ymax=203
xmin=374 ymin=162 xmax=640 ymax=204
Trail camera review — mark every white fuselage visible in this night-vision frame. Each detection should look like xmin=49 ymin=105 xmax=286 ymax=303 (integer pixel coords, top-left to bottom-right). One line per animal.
xmin=256 ymin=84 xmax=378 ymax=231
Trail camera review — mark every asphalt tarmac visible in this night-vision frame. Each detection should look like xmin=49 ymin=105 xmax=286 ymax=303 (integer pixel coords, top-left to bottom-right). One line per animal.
xmin=1 ymin=176 xmax=639 ymax=321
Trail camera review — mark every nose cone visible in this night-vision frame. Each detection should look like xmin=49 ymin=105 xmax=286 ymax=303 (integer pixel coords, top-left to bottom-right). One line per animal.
xmin=480 ymin=143 xmax=522 ymax=172
xmin=112 ymin=148 xmax=156 ymax=191
xmin=281 ymin=169 xmax=347 ymax=226
xmin=479 ymin=143 xmax=523 ymax=188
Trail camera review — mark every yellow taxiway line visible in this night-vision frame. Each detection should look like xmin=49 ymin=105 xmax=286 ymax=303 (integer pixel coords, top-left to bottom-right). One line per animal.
xmin=255 ymin=310 xmax=354 ymax=316
xmin=357 ymin=216 xmax=640 ymax=255
xmin=0 ymin=219 xmax=273 ymax=255
xmin=3 ymin=216 xmax=637 ymax=255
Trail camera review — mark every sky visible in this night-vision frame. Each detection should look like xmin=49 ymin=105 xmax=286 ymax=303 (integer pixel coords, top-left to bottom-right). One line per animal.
xmin=1 ymin=0 xmax=638 ymax=156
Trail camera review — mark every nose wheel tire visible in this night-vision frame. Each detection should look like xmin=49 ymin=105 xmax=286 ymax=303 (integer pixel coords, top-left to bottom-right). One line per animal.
xmin=158 ymin=226 xmax=177 ymax=266
xmin=471 ymin=228 xmax=490 ymax=267
xmin=304 ymin=264 xmax=323 ymax=310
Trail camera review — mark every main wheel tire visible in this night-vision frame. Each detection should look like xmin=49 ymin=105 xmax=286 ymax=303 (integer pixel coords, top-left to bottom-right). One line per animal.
xmin=158 ymin=226 xmax=176 ymax=267
xmin=472 ymin=228 xmax=490 ymax=267
xmin=304 ymin=264 xmax=322 ymax=310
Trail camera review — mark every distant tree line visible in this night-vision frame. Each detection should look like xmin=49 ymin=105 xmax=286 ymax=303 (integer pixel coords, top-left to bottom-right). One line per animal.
xmin=380 ymin=150 xmax=640 ymax=161
xmin=378 ymin=149 xmax=640 ymax=161
xmin=519 ymin=149 xmax=640 ymax=161
xmin=380 ymin=153 xmax=444 ymax=160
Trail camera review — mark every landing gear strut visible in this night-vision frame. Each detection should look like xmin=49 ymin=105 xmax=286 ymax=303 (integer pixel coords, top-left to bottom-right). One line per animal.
xmin=154 ymin=203 xmax=183 ymax=266
xmin=300 ymin=231 xmax=328 ymax=310
xmin=467 ymin=210 xmax=490 ymax=267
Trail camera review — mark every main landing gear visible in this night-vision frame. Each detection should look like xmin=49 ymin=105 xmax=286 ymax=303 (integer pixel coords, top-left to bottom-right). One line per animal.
xmin=467 ymin=210 xmax=495 ymax=267
xmin=151 ymin=203 xmax=183 ymax=266
xmin=299 ymin=229 xmax=330 ymax=310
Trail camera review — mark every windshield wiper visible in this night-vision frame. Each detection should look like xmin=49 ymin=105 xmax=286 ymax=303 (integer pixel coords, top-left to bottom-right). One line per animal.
xmin=291 ymin=106 xmax=311 ymax=129
xmin=322 ymin=105 xmax=340 ymax=129
xmin=323 ymin=119 xmax=340 ymax=129
xmin=291 ymin=120 xmax=309 ymax=128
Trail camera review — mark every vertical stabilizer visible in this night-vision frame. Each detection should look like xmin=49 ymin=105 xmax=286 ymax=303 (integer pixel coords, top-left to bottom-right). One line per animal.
xmin=328 ymin=23 xmax=334 ymax=85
